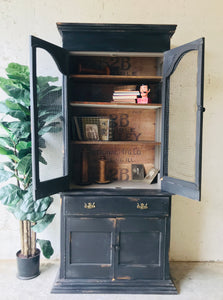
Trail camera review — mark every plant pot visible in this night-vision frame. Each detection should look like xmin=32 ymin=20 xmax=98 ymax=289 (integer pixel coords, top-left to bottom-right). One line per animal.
xmin=16 ymin=249 xmax=40 ymax=280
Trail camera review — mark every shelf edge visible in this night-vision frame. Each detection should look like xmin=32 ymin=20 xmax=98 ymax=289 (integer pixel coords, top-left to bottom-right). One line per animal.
xmin=70 ymin=102 xmax=162 ymax=109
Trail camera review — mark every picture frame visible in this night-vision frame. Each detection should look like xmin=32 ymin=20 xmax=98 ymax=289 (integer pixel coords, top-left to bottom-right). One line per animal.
xmin=131 ymin=164 xmax=145 ymax=180
xmin=99 ymin=118 xmax=110 ymax=141
xmin=145 ymin=167 xmax=159 ymax=184
xmin=85 ymin=124 xmax=99 ymax=141
xmin=81 ymin=116 xmax=112 ymax=141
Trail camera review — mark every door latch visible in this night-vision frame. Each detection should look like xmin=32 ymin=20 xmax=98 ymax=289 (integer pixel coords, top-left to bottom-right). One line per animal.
xmin=198 ymin=105 xmax=205 ymax=112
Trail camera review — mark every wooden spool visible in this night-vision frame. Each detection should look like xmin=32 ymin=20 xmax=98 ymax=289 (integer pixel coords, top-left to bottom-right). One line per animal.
xmin=96 ymin=156 xmax=110 ymax=184
xmin=80 ymin=148 xmax=90 ymax=185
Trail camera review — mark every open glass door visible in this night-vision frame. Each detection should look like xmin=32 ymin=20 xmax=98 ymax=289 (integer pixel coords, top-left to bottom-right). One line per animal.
xmin=30 ymin=36 xmax=69 ymax=200
xmin=161 ymin=38 xmax=205 ymax=200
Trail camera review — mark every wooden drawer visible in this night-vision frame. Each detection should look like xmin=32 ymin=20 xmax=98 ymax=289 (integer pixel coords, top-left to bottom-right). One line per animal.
xmin=63 ymin=195 xmax=170 ymax=217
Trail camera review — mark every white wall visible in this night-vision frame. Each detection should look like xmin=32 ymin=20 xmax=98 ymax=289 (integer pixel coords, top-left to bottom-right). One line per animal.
xmin=0 ymin=0 xmax=222 ymax=261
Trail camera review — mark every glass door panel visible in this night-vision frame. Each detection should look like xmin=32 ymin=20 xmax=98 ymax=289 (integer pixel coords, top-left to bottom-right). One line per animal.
xmin=30 ymin=36 xmax=69 ymax=199
xmin=168 ymin=50 xmax=198 ymax=182
xmin=161 ymin=38 xmax=204 ymax=200
xmin=36 ymin=48 xmax=64 ymax=182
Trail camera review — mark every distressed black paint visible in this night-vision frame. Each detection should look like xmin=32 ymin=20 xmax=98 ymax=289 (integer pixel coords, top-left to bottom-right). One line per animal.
xmin=30 ymin=23 xmax=204 ymax=294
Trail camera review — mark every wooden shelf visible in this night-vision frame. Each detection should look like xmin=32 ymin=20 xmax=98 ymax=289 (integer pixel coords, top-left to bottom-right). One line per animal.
xmin=69 ymin=178 xmax=161 ymax=190
xmin=69 ymin=74 xmax=162 ymax=82
xmin=71 ymin=140 xmax=161 ymax=146
xmin=70 ymin=101 xmax=162 ymax=109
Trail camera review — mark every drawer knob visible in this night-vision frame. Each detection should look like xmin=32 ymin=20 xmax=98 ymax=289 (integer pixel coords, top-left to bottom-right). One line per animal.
xmin=137 ymin=203 xmax=148 ymax=210
xmin=84 ymin=202 xmax=96 ymax=209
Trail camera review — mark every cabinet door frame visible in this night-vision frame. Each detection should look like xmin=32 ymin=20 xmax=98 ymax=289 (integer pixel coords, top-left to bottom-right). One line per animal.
xmin=30 ymin=36 xmax=70 ymax=200
xmin=65 ymin=216 xmax=116 ymax=279
xmin=160 ymin=38 xmax=205 ymax=201
xmin=115 ymin=217 xmax=167 ymax=280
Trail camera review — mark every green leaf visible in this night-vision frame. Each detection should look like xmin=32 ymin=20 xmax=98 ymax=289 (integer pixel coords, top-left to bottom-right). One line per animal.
xmin=9 ymin=205 xmax=45 ymax=222
xmin=0 ymin=77 xmax=30 ymax=105
xmin=13 ymin=186 xmax=51 ymax=222
xmin=8 ymin=186 xmax=46 ymax=221
xmin=37 ymin=76 xmax=58 ymax=86
xmin=8 ymin=206 xmax=28 ymax=221
xmin=18 ymin=147 xmax=31 ymax=159
xmin=8 ymin=121 xmax=30 ymax=134
xmin=0 ymin=146 xmax=14 ymax=156
xmin=4 ymin=100 xmax=29 ymax=121
xmin=7 ymin=110 xmax=27 ymax=121
xmin=0 ymin=161 xmax=15 ymax=172
xmin=8 ymin=121 xmax=30 ymax=142
xmin=0 ymin=122 xmax=10 ymax=135
xmin=34 ymin=196 xmax=53 ymax=213
xmin=6 ymin=63 xmax=30 ymax=85
xmin=0 ymin=145 xmax=19 ymax=162
xmin=39 ymin=137 xmax=46 ymax=148
xmin=36 ymin=239 xmax=54 ymax=259
xmin=0 ymin=145 xmax=19 ymax=163
xmin=18 ymin=104 xmax=30 ymax=116
xmin=16 ymin=141 xmax=31 ymax=151
xmin=23 ymin=168 xmax=32 ymax=186
xmin=38 ymin=123 xmax=61 ymax=136
xmin=39 ymin=153 xmax=47 ymax=165
xmin=0 ymin=169 xmax=13 ymax=183
xmin=0 ymin=184 xmax=22 ymax=206
xmin=5 ymin=99 xmax=30 ymax=115
xmin=32 ymin=213 xmax=55 ymax=233
xmin=0 ymin=77 xmax=14 ymax=95
xmin=10 ymin=205 xmax=45 ymax=222
xmin=19 ymin=188 xmax=34 ymax=213
xmin=38 ymin=104 xmax=62 ymax=114
xmin=0 ymin=137 xmax=14 ymax=149
xmin=38 ymin=86 xmax=62 ymax=102
xmin=39 ymin=112 xmax=62 ymax=125
xmin=8 ymin=154 xmax=20 ymax=163
xmin=5 ymin=99 xmax=22 ymax=110
xmin=17 ymin=153 xmax=31 ymax=175
xmin=26 ymin=211 xmax=46 ymax=222
xmin=0 ymin=151 xmax=19 ymax=163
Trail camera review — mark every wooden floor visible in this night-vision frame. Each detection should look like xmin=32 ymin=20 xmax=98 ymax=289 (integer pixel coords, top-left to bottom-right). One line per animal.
xmin=0 ymin=260 xmax=223 ymax=299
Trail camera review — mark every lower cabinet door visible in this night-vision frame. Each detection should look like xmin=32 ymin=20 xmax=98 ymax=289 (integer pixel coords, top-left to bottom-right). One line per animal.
xmin=65 ymin=216 xmax=168 ymax=281
xmin=115 ymin=217 xmax=167 ymax=280
xmin=65 ymin=217 xmax=115 ymax=279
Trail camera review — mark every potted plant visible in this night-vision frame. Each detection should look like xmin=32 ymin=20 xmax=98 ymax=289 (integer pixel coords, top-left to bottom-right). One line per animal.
xmin=0 ymin=63 xmax=61 ymax=279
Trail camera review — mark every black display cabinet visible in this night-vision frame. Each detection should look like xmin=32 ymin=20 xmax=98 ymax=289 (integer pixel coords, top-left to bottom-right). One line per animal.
xmin=30 ymin=23 xmax=204 ymax=294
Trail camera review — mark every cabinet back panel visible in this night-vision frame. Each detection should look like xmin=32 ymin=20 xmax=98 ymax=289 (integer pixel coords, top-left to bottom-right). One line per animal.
xmin=71 ymin=107 xmax=156 ymax=141
xmin=70 ymin=56 xmax=159 ymax=76
xmin=69 ymin=55 xmax=162 ymax=103
xmin=71 ymin=144 xmax=155 ymax=183
xmin=70 ymin=82 xmax=160 ymax=103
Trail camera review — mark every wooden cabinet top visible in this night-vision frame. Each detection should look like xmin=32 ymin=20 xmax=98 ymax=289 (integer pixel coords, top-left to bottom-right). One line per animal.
xmin=57 ymin=23 xmax=177 ymax=52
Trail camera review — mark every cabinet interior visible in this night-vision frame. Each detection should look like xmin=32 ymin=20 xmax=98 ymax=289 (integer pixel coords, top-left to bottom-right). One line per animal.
xmin=68 ymin=52 xmax=163 ymax=189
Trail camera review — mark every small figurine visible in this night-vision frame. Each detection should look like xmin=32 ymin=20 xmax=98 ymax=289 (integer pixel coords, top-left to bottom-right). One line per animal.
xmin=137 ymin=84 xmax=152 ymax=104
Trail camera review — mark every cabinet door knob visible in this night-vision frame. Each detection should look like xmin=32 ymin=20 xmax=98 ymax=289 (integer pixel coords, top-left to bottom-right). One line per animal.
xmin=137 ymin=203 xmax=148 ymax=210
xmin=84 ymin=202 xmax=96 ymax=209
xmin=112 ymin=244 xmax=120 ymax=251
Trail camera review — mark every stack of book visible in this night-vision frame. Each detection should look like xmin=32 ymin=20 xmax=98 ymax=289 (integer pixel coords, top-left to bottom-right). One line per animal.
xmin=112 ymin=90 xmax=140 ymax=103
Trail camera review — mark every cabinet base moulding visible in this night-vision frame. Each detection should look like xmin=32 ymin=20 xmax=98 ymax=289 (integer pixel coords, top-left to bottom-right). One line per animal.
xmin=51 ymin=275 xmax=177 ymax=294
